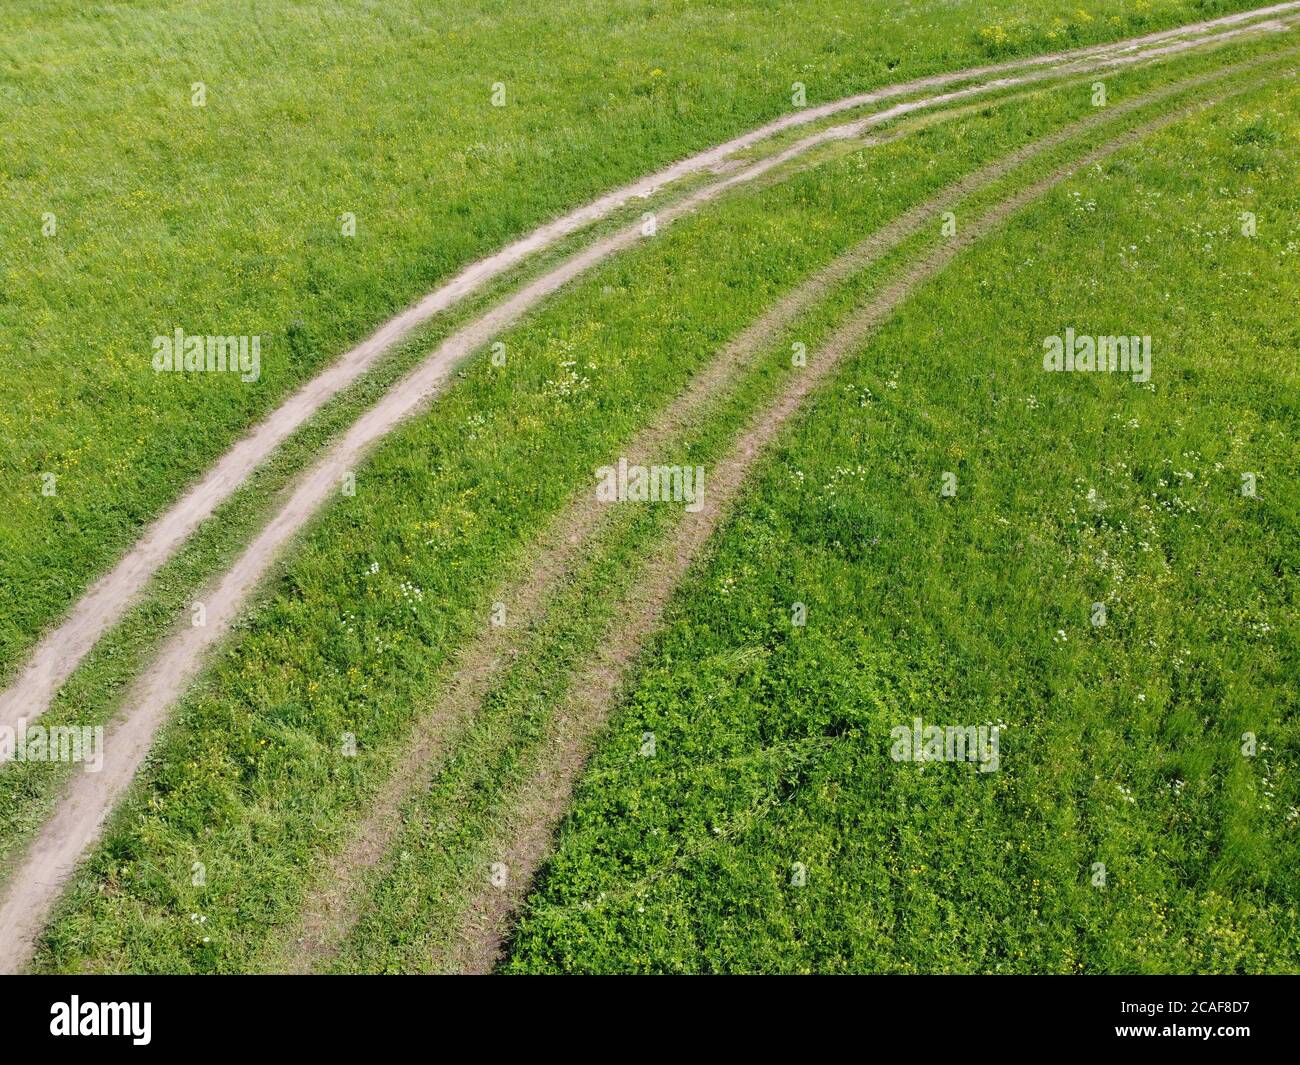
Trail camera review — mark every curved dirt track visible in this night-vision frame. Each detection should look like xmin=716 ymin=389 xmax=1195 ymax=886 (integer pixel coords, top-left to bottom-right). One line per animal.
xmin=0 ymin=20 xmax=1297 ymax=976
xmin=1 ymin=2 xmax=1297 ymax=745
xmin=441 ymin=68 xmax=1296 ymax=973
xmin=266 ymin=47 xmax=1296 ymax=974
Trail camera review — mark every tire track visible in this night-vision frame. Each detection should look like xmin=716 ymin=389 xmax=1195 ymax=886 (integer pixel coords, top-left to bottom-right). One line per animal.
xmin=436 ymin=67 xmax=1297 ymax=975
xmin=1 ymin=28 xmax=1296 ymax=975
xmin=2 ymin=3 xmax=1295 ymax=743
xmin=271 ymin=48 xmax=1299 ymax=974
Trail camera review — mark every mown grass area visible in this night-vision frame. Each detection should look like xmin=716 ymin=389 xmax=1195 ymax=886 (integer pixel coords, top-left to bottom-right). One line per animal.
xmin=505 ymin=73 xmax=1300 ymax=974
xmin=26 ymin=35 xmax=1296 ymax=972
xmin=0 ymin=0 xmax=1266 ymax=675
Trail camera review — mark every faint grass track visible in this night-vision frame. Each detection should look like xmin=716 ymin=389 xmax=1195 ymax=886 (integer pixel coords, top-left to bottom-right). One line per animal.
xmin=256 ymin=48 xmax=1300 ymax=974
xmin=2 ymin=2 xmax=1296 ymax=745
xmin=435 ymin=65 xmax=1300 ymax=974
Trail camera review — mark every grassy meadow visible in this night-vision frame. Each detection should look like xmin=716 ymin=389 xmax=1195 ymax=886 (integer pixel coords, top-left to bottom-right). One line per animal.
xmin=0 ymin=0 xmax=1266 ymax=677
xmin=12 ymin=21 xmax=1296 ymax=973
xmin=505 ymin=69 xmax=1300 ymax=973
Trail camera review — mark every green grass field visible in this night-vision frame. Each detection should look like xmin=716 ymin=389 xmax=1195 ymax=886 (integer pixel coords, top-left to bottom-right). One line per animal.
xmin=1 ymin=1 xmax=1296 ymax=976
xmin=504 ymin=71 xmax=1300 ymax=974
xmin=0 ymin=0 xmax=1263 ymax=671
